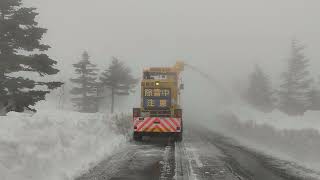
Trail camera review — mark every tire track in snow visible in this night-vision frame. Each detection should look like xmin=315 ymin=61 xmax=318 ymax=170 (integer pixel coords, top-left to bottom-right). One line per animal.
xmin=160 ymin=145 xmax=175 ymax=180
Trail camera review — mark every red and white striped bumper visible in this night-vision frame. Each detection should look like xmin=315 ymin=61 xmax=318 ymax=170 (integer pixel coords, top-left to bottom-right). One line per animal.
xmin=133 ymin=117 xmax=182 ymax=133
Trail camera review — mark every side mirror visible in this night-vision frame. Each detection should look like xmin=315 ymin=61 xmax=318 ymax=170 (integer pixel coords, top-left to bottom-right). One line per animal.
xmin=180 ymin=84 xmax=184 ymax=90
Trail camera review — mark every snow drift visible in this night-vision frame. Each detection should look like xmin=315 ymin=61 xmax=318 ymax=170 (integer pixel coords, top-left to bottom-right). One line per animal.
xmin=0 ymin=109 xmax=125 ymax=180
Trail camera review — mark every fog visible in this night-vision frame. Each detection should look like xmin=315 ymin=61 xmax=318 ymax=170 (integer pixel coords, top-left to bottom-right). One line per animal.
xmin=2 ymin=1 xmax=320 ymax=178
xmin=22 ymin=0 xmax=320 ymax=117
xmin=17 ymin=1 xmax=317 ymax=104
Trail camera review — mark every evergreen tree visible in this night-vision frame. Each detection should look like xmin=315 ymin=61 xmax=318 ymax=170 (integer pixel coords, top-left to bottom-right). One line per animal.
xmin=307 ymin=85 xmax=320 ymax=111
xmin=278 ymin=39 xmax=313 ymax=115
xmin=0 ymin=0 xmax=62 ymax=114
xmin=70 ymin=51 xmax=99 ymax=112
xmin=100 ymin=57 xmax=138 ymax=113
xmin=246 ymin=64 xmax=274 ymax=112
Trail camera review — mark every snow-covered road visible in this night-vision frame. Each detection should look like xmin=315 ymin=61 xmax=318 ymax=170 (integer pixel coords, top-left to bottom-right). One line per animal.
xmin=76 ymin=123 xmax=318 ymax=180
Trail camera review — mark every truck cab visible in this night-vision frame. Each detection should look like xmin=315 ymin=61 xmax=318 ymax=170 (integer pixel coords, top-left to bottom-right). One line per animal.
xmin=133 ymin=62 xmax=184 ymax=141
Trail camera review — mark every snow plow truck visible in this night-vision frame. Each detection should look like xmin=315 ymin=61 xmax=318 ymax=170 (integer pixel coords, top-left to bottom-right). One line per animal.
xmin=133 ymin=61 xmax=184 ymax=141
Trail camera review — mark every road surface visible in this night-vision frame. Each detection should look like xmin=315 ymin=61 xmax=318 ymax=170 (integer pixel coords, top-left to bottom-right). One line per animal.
xmin=76 ymin=124 xmax=313 ymax=180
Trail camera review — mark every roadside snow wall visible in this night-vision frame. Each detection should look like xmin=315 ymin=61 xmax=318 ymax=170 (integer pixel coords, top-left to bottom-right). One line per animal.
xmin=213 ymin=103 xmax=320 ymax=172
xmin=0 ymin=109 xmax=125 ymax=180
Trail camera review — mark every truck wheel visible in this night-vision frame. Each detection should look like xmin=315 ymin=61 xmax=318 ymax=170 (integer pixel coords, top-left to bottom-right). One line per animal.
xmin=176 ymin=133 xmax=183 ymax=142
xmin=133 ymin=133 xmax=142 ymax=141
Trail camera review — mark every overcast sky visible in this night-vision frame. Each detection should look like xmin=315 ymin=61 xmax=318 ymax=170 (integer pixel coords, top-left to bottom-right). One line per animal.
xmin=23 ymin=0 xmax=320 ymax=75
xmin=23 ymin=0 xmax=320 ymax=111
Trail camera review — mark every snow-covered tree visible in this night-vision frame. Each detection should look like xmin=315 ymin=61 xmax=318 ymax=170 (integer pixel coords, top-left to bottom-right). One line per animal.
xmin=0 ymin=0 xmax=62 ymax=115
xmin=246 ymin=65 xmax=274 ymax=112
xmin=70 ymin=51 xmax=99 ymax=112
xmin=100 ymin=57 xmax=138 ymax=113
xmin=278 ymin=39 xmax=313 ymax=115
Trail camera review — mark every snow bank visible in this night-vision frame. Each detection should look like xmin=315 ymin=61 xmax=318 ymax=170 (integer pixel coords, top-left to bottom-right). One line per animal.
xmin=223 ymin=103 xmax=320 ymax=132
xmin=212 ymin=103 xmax=320 ymax=176
xmin=0 ymin=109 xmax=125 ymax=180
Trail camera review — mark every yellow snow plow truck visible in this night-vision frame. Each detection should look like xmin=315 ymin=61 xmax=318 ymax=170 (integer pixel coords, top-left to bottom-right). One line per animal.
xmin=133 ymin=61 xmax=184 ymax=141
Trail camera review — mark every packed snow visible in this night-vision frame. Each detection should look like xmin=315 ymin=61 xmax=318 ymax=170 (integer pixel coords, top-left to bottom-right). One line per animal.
xmin=0 ymin=105 xmax=125 ymax=180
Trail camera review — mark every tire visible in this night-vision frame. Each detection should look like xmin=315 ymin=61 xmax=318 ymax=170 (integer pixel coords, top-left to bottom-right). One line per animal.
xmin=176 ymin=133 xmax=183 ymax=142
xmin=133 ymin=132 xmax=142 ymax=141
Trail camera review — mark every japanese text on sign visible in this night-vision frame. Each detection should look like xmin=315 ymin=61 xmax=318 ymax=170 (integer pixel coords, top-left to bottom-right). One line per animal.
xmin=143 ymin=89 xmax=171 ymax=108
xmin=144 ymin=89 xmax=170 ymax=97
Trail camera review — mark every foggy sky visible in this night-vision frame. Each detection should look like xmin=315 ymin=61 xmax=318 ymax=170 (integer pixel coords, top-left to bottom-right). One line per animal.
xmin=23 ymin=0 xmax=320 ymax=112
xmin=24 ymin=0 xmax=320 ymax=76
